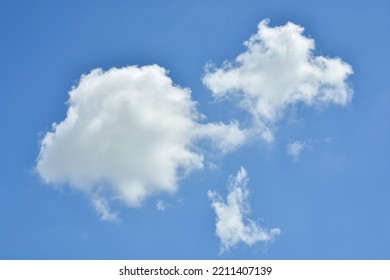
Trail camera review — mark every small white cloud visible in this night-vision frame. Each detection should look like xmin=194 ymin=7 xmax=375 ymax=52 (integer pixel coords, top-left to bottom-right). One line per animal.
xmin=36 ymin=65 xmax=245 ymax=220
xmin=287 ymin=140 xmax=305 ymax=160
xmin=194 ymin=121 xmax=248 ymax=154
xmin=156 ymin=199 xmax=169 ymax=211
xmin=203 ymin=19 xmax=353 ymax=142
xmin=208 ymin=167 xmax=280 ymax=252
xmin=91 ymin=195 xmax=118 ymax=222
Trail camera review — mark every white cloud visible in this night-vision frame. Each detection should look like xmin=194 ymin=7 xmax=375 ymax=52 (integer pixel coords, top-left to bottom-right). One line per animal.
xmin=36 ymin=65 xmax=245 ymax=219
xmin=208 ymin=167 xmax=280 ymax=252
xmin=287 ymin=140 xmax=305 ymax=160
xmin=90 ymin=195 xmax=118 ymax=222
xmin=156 ymin=200 xmax=166 ymax=211
xmin=194 ymin=121 xmax=248 ymax=154
xmin=203 ymin=19 xmax=353 ymax=142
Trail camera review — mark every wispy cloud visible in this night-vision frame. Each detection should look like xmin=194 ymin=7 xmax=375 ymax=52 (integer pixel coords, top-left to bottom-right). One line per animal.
xmin=36 ymin=65 xmax=245 ymax=220
xmin=208 ymin=167 xmax=280 ymax=252
xmin=203 ymin=19 xmax=353 ymax=142
xmin=156 ymin=199 xmax=169 ymax=211
xmin=287 ymin=140 xmax=305 ymax=160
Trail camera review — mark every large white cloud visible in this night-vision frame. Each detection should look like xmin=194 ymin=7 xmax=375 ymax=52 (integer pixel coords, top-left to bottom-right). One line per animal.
xmin=208 ymin=167 xmax=280 ymax=252
xmin=203 ymin=19 xmax=353 ymax=142
xmin=36 ymin=65 xmax=246 ymax=220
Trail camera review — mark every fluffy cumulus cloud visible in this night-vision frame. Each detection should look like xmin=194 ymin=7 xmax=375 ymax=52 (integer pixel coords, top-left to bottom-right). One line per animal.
xmin=208 ymin=167 xmax=280 ymax=252
xmin=203 ymin=19 xmax=353 ymax=142
xmin=287 ymin=140 xmax=305 ymax=160
xmin=36 ymin=65 xmax=246 ymax=220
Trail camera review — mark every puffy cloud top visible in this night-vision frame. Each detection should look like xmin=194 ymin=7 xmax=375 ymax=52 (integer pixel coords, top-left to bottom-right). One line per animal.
xmin=203 ymin=19 xmax=353 ymax=142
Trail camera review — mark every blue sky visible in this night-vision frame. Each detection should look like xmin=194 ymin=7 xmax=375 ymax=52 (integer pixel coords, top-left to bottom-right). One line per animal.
xmin=0 ymin=0 xmax=389 ymax=259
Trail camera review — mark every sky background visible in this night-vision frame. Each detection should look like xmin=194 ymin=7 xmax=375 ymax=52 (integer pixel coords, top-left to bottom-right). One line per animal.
xmin=1 ymin=0 xmax=389 ymax=259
